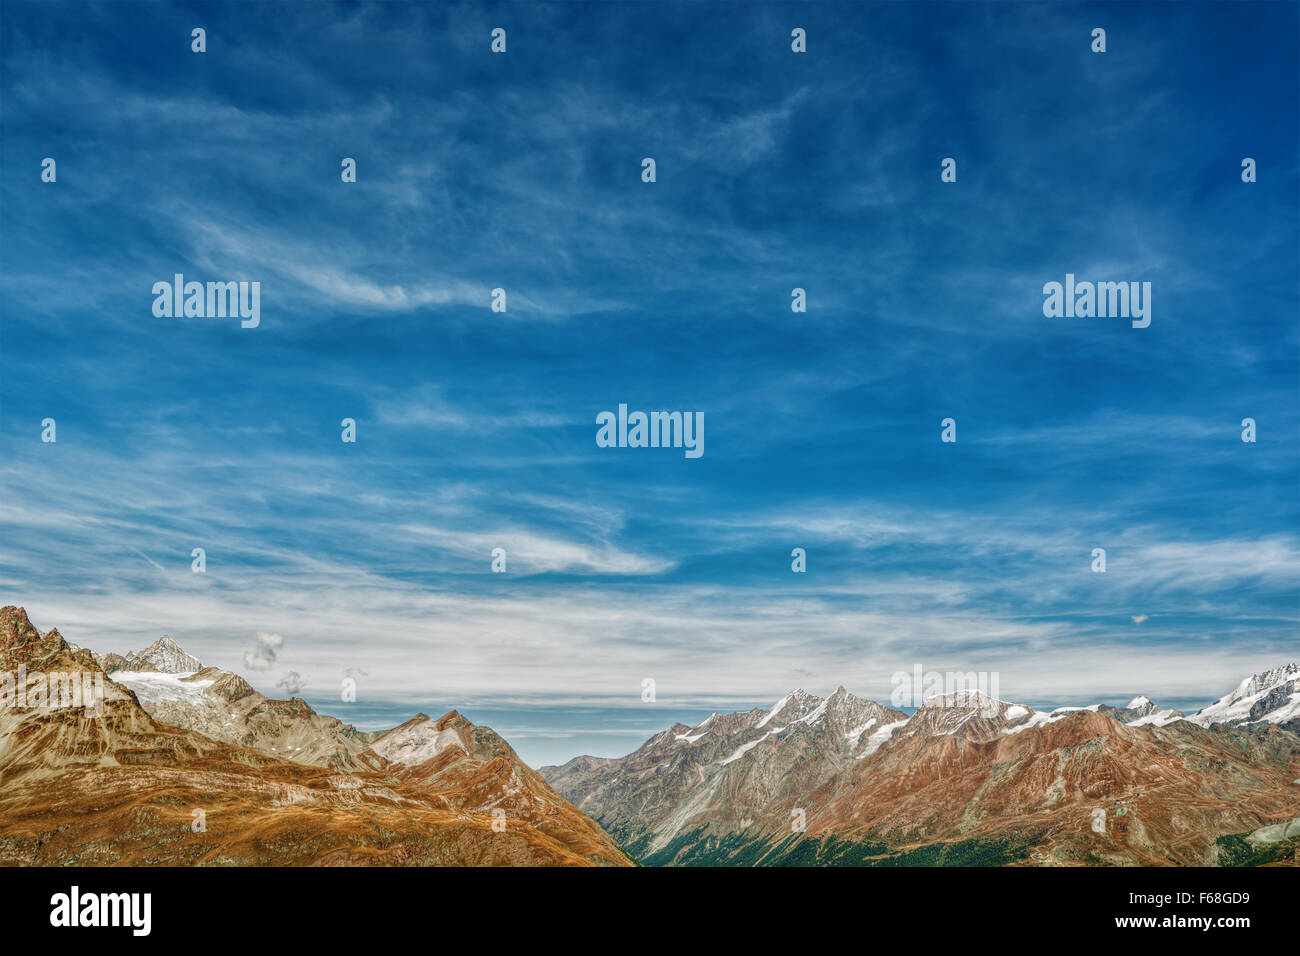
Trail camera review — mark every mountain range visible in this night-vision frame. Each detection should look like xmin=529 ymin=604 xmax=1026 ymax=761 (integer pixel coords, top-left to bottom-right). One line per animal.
xmin=3 ymin=603 xmax=1297 ymax=867
xmin=542 ymin=673 xmax=1300 ymax=866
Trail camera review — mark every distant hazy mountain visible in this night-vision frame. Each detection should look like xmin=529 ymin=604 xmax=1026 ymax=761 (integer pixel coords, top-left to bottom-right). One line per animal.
xmin=1095 ymin=695 xmax=1185 ymax=726
xmin=543 ymin=675 xmax=1300 ymax=867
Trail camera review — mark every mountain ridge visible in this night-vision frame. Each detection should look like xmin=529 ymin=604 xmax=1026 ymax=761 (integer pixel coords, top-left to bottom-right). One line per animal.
xmin=542 ymin=669 xmax=1300 ymax=866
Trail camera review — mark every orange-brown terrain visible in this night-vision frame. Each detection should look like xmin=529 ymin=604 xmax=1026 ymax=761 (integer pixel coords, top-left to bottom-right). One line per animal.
xmin=0 ymin=606 xmax=631 ymax=866
xmin=824 ymin=708 xmax=1300 ymax=865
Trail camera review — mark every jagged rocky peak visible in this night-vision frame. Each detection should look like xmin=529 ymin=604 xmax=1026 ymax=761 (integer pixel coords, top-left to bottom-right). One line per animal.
xmin=1122 ymin=696 xmax=1163 ymax=718
xmin=118 ymin=634 xmax=202 ymax=674
xmin=685 ymin=709 xmax=761 ymax=737
xmin=0 ymin=606 xmax=79 ymax=669
xmin=690 ymin=712 xmax=720 ymax=731
xmin=826 ymin=684 xmax=893 ymax=717
xmin=1237 ymin=663 xmax=1299 ymax=696
xmin=1123 ymin=697 xmax=1164 ymax=717
xmin=1 ymin=605 xmax=38 ymax=646
xmin=755 ymin=687 xmax=825 ymax=728
xmin=1 ymin=606 xmax=46 ymax=655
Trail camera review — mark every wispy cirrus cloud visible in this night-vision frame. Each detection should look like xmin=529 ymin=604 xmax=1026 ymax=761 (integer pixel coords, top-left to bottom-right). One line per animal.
xmin=1 ymin=1 xmax=1296 ymax=768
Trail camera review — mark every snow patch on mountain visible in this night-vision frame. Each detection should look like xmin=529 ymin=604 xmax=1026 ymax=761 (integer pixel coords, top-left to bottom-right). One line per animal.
xmin=754 ymin=688 xmax=825 ymax=730
xmin=754 ymin=695 xmax=788 ymax=729
xmin=1127 ymin=708 xmax=1184 ymax=727
xmin=921 ymin=688 xmax=1011 ymax=717
xmin=114 ymin=671 xmax=212 ymax=705
xmin=1000 ymin=707 xmax=1082 ymax=735
xmin=370 ymin=719 xmax=464 ymax=766
xmin=720 ymin=729 xmax=783 ymax=765
xmin=845 ymin=718 xmax=877 ymax=743
xmin=791 ymin=697 xmax=829 ymax=728
xmin=857 ymin=719 xmax=907 ymax=757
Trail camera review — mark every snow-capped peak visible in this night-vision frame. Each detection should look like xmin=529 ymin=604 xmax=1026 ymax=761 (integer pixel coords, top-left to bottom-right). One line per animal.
xmin=1189 ymin=663 xmax=1300 ymax=730
xmin=1127 ymin=695 xmax=1152 ymax=710
xmin=121 ymin=634 xmax=202 ymax=674
xmin=369 ymin=716 xmax=465 ymax=767
xmin=919 ymin=688 xmax=1014 ymax=716
xmin=1236 ymin=663 xmax=1298 ymax=698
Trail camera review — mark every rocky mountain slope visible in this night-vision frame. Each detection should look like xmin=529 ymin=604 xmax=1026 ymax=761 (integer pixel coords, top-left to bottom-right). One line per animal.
xmin=547 ymin=686 xmax=910 ymax=861
xmin=544 ymin=678 xmax=1300 ymax=867
xmin=113 ymin=664 xmax=378 ymax=772
xmin=80 ymin=632 xmax=380 ymax=771
xmin=353 ymin=712 xmax=627 ymax=862
xmin=0 ymin=606 xmax=630 ymax=866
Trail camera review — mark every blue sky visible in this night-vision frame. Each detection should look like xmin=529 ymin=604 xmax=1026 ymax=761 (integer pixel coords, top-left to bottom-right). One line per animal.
xmin=1 ymin=1 xmax=1297 ymax=766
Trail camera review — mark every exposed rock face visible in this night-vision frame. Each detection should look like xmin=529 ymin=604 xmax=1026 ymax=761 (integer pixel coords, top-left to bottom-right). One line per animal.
xmin=0 ymin=607 xmax=631 ymax=867
xmin=96 ymin=652 xmax=129 ymax=673
xmin=544 ymin=680 xmax=1300 ymax=867
xmin=0 ymin=606 xmax=92 ymax=673
xmin=823 ymin=710 xmax=1299 ymax=866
